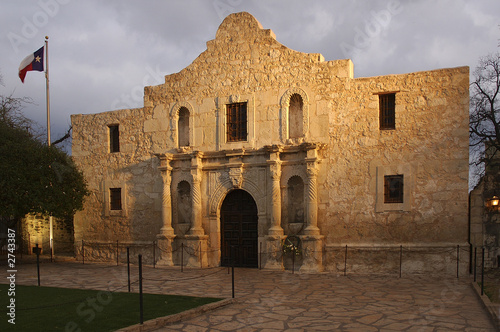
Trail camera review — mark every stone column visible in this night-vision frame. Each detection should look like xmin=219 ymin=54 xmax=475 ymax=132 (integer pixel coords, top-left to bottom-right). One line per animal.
xmin=264 ymin=147 xmax=284 ymax=270
xmin=156 ymin=154 xmax=174 ymax=266
xmin=300 ymin=147 xmax=323 ymax=272
xmin=268 ymin=150 xmax=284 ymax=236
xmin=184 ymin=152 xmax=208 ymax=268
xmin=189 ymin=152 xmax=205 ymax=236
xmin=304 ymin=163 xmax=320 ymax=235
xmin=189 ymin=170 xmax=205 ymax=236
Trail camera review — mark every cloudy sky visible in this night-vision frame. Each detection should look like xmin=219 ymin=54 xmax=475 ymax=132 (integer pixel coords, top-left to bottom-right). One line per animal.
xmin=1 ymin=0 xmax=499 ymax=153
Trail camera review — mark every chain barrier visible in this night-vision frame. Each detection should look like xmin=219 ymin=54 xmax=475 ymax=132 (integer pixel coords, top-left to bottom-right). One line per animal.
xmin=142 ymin=267 xmax=226 ymax=282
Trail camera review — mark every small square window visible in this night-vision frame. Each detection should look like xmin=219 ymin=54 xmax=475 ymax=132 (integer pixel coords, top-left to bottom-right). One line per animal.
xmin=379 ymin=93 xmax=396 ymax=130
xmin=109 ymin=125 xmax=120 ymax=153
xmin=384 ymin=175 xmax=403 ymax=203
xmin=226 ymin=102 xmax=247 ymax=142
xmin=110 ymin=188 xmax=122 ymax=210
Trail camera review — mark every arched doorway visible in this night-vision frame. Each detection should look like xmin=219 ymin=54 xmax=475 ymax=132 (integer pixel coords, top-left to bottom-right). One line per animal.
xmin=220 ymin=189 xmax=258 ymax=267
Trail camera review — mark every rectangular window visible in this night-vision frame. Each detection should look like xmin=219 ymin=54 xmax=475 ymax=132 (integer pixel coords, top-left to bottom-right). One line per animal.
xmin=109 ymin=124 xmax=120 ymax=153
xmin=384 ymin=175 xmax=404 ymax=203
xmin=379 ymin=93 xmax=396 ymax=130
xmin=110 ymin=188 xmax=122 ymax=210
xmin=226 ymin=102 xmax=247 ymax=142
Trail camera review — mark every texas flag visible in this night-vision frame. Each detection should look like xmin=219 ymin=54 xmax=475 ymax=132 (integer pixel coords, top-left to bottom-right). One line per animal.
xmin=18 ymin=46 xmax=44 ymax=83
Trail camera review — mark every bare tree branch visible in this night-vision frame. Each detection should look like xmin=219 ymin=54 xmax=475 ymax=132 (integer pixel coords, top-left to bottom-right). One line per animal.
xmin=51 ymin=126 xmax=72 ymax=146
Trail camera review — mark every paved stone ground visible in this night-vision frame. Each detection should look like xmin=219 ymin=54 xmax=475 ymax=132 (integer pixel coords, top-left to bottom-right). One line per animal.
xmin=1 ymin=259 xmax=496 ymax=331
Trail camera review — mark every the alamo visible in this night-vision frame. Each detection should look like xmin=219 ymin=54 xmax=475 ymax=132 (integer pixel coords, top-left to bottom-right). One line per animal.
xmin=71 ymin=12 xmax=470 ymax=274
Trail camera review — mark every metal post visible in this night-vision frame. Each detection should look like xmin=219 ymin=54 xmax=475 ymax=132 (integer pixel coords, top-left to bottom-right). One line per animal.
xmin=344 ymin=245 xmax=348 ymax=276
xmin=50 ymin=239 xmax=53 ymax=263
xmin=474 ymin=247 xmax=477 ymax=282
xmin=139 ymin=254 xmax=143 ymax=325
xmin=399 ymin=245 xmax=403 ymax=278
xmin=82 ymin=240 xmax=85 ymax=265
xmin=481 ymin=247 xmax=485 ymax=296
xmin=116 ymin=240 xmax=119 ymax=266
xmin=259 ymin=242 xmax=262 ymax=270
xmin=181 ymin=243 xmax=184 ymax=272
xmin=469 ymin=243 xmax=473 ymax=275
xmin=227 ymin=242 xmax=230 ymax=274
xmin=153 ymin=241 xmax=156 ymax=269
xmin=231 ymin=246 xmax=235 ymax=299
xmin=127 ymin=247 xmax=130 ymax=292
xmin=292 ymin=246 xmax=295 ymax=274
xmin=36 ymin=243 xmax=40 ymax=286
xmin=456 ymin=244 xmax=459 ymax=278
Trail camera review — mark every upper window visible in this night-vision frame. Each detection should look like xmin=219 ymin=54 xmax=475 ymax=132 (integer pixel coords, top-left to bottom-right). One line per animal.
xmin=110 ymin=188 xmax=122 ymax=210
xmin=178 ymin=107 xmax=190 ymax=147
xmin=289 ymin=94 xmax=304 ymax=139
xmin=384 ymin=175 xmax=404 ymax=203
xmin=226 ymin=102 xmax=247 ymax=142
xmin=379 ymin=93 xmax=396 ymax=130
xmin=108 ymin=124 xmax=120 ymax=153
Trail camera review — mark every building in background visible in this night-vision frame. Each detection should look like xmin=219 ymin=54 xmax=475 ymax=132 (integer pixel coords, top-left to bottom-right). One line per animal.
xmin=470 ymin=146 xmax=500 ymax=269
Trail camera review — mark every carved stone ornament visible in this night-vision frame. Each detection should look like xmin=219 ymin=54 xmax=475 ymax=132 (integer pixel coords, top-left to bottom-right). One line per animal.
xmin=228 ymin=167 xmax=243 ymax=188
xmin=229 ymin=94 xmax=240 ymax=103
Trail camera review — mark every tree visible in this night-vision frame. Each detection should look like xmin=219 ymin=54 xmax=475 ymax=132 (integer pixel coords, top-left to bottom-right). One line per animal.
xmin=469 ymin=53 xmax=500 ymax=173
xmin=0 ymin=93 xmax=89 ymax=220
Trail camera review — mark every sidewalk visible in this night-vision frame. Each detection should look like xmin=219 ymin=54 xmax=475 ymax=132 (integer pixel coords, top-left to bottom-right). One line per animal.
xmin=1 ymin=260 xmax=496 ymax=331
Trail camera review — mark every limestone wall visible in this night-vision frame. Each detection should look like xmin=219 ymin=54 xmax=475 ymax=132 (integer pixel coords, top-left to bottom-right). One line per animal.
xmin=323 ymin=67 xmax=470 ymax=245
xmin=71 ymin=12 xmax=469 ymax=272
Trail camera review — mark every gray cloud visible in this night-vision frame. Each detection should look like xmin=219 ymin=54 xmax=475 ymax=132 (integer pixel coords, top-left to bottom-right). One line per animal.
xmin=1 ymin=0 xmax=499 ymax=152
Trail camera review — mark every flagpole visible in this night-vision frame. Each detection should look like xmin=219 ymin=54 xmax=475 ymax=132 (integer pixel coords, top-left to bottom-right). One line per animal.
xmin=45 ymin=36 xmax=51 ymax=146
xmin=45 ymin=35 xmax=53 ymax=258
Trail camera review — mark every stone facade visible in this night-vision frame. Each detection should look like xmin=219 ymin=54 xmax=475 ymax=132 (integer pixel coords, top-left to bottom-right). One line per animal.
xmin=71 ymin=12 xmax=470 ymax=274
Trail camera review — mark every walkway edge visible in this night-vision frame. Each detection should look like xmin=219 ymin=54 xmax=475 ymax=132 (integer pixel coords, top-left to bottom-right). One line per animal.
xmin=471 ymin=281 xmax=500 ymax=331
xmin=115 ymin=298 xmax=235 ymax=332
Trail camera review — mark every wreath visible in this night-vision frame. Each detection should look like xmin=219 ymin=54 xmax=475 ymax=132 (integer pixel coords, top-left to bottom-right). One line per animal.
xmin=282 ymin=235 xmax=301 ymax=256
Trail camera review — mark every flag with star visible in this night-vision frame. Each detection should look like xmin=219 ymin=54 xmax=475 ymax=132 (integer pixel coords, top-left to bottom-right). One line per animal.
xmin=18 ymin=46 xmax=44 ymax=83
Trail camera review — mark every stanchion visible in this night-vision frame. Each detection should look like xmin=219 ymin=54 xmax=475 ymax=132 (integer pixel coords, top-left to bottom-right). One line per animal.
xmin=82 ymin=240 xmax=85 ymax=265
xmin=153 ymin=241 xmax=156 ymax=269
xmin=399 ymin=245 xmax=403 ymax=278
xmin=182 ymin=243 xmax=186 ymax=272
xmin=474 ymin=247 xmax=477 ymax=282
xmin=36 ymin=243 xmax=40 ymax=286
xmin=50 ymin=239 xmax=53 ymax=263
xmin=259 ymin=242 xmax=262 ymax=270
xmin=456 ymin=244 xmax=459 ymax=278
xmin=127 ymin=247 xmax=131 ymax=292
xmin=116 ymin=240 xmax=119 ymax=266
xmin=227 ymin=242 xmax=231 ymax=274
xmin=344 ymin=245 xmax=348 ymax=276
xmin=292 ymin=246 xmax=295 ymax=274
xmin=139 ymin=254 xmax=143 ymax=325
xmin=231 ymin=246 xmax=235 ymax=299
xmin=481 ymin=247 xmax=485 ymax=296
xmin=469 ymin=243 xmax=473 ymax=275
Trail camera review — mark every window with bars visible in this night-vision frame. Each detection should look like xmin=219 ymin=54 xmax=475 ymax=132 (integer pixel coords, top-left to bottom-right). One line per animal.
xmin=108 ymin=124 xmax=120 ymax=153
xmin=110 ymin=188 xmax=122 ymax=210
xmin=226 ymin=102 xmax=247 ymax=142
xmin=379 ymin=93 xmax=396 ymax=130
xmin=384 ymin=175 xmax=404 ymax=203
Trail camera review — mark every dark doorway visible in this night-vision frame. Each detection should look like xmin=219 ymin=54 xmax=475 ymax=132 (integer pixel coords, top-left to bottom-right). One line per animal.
xmin=220 ymin=189 xmax=258 ymax=267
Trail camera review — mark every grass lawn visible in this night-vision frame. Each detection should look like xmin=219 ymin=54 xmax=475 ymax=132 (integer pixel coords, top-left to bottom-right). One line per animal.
xmin=1 ymin=284 xmax=222 ymax=331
